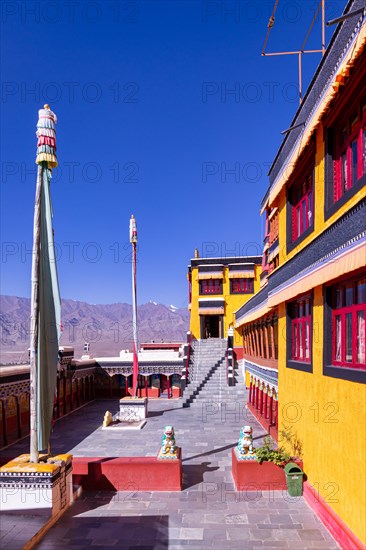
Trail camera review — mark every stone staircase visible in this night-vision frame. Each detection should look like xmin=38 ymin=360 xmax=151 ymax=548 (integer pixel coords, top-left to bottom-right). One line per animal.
xmin=181 ymin=338 xmax=246 ymax=408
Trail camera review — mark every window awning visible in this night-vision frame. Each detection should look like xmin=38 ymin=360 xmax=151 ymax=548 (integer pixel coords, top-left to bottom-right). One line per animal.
xmin=228 ymin=270 xmax=254 ymax=279
xmin=268 ymin=235 xmax=365 ymax=307
xmin=198 ymin=307 xmax=224 ymax=315
xmin=198 ymin=298 xmax=225 ymax=315
xmin=197 ymin=271 xmax=223 ymax=280
xmin=236 ymin=303 xmax=271 ymax=327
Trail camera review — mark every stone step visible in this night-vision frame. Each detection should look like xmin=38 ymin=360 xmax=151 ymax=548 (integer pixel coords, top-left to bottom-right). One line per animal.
xmin=190 ymin=391 xmax=247 ymax=398
xmin=186 ymin=392 xmax=246 ymax=399
xmin=193 ymin=390 xmax=246 ymax=396
xmin=192 ymin=350 xmax=226 ymax=354
xmin=194 ymin=358 xmax=226 ymax=361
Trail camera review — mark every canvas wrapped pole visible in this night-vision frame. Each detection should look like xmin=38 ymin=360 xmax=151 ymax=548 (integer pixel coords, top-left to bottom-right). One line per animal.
xmin=29 ymin=166 xmax=42 ymax=463
xmin=29 ymin=105 xmax=61 ymax=462
xmin=37 ymin=166 xmax=61 ymax=450
xmin=129 ymin=215 xmax=139 ymax=397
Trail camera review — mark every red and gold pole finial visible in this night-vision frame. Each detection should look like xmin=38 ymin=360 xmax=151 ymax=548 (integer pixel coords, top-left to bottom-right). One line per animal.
xmin=36 ymin=104 xmax=58 ymax=169
xmin=130 ymin=214 xmax=138 ymax=244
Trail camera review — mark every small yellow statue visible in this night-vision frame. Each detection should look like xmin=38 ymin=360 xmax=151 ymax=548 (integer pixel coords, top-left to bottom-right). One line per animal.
xmin=103 ymin=411 xmax=113 ymax=427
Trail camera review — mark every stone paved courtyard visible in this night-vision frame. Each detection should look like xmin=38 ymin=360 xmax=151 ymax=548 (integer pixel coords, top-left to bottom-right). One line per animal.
xmin=1 ymin=397 xmax=339 ymax=549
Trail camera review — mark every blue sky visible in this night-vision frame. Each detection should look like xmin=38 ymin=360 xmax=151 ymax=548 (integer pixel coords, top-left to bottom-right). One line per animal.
xmin=1 ymin=0 xmax=345 ymax=307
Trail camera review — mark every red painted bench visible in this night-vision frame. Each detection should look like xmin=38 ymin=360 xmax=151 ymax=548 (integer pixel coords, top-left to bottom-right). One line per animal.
xmin=73 ymin=453 xmax=182 ymax=491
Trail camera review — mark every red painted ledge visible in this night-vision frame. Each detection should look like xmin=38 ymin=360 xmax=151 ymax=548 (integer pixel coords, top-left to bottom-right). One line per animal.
xmin=303 ymin=481 xmax=365 ymax=550
xmin=72 ymin=454 xmax=182 ymax=492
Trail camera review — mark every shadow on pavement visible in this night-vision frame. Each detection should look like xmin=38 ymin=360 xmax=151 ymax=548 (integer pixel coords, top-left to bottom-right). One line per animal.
xmin=183 ymin=461 xmax=219 ymax=490
xmin=36 ymin=505 xmax=169 ymax=549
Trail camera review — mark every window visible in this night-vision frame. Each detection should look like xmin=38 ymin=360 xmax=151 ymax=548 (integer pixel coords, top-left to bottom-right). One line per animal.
xmin=290 ymin=297 xmax=312 ymax=363
xmin=333 ymin=98 xmax=366 ymax=203
xmin=199 ymin=279 xmax=222 ymax=295
xmin=331 ymin=278 xmax=366 ymax=370
xmin=230 ymin=278 xmax=254 ymax=294
xmin=290 ymin=173 xmax=313 ymax=242
xmin=269 ymin=209 xmax=279 ymax=246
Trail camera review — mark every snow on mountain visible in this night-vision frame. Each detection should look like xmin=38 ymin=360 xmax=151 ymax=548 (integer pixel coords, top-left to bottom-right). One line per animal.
xmin=0 ymin=295 xmax=190 ymax=364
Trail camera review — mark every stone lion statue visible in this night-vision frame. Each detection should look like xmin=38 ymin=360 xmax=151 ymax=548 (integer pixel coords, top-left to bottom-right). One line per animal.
xmin=237 ymin=425 xmax=254 ymax=455
xmin=161 ymin=425 xmax=176 ymax=455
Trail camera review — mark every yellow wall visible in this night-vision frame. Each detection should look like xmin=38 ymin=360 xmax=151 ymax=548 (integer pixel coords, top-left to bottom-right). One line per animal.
xmin=274 ymin=122 xmax=366 ymax=544
xmin=278 ymin=290 xmax=366 ymax=544
xmin=189 ymin=269 xmax=201 ymax=340
xmin=277 ymin=126 xmax=366 ymax=268
xmin=189 ymin=264 xmax=261 ymax=347
xmin=242 ymin=67 xmax=366 ymax=545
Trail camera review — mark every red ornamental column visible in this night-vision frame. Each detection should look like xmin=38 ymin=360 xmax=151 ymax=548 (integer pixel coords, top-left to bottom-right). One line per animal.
xmin=256 ymin=382 xmax=260 ymax=410
xmin=269 ymin=389 xmax=273 ymax=426
xmin=259 ymin=382 xmax=264 ymax=415
xmin=125 ymin=376 xmax=129 ymax=397
xmin=264 ymin=386 xmax=268 ymax=418
xmin=248 ymin=376 xmax=253 ymax=404
xmin=253 ymin=380 xmax=257 ymax=406
xmin=167 ymin=376 xmax=171 ymax=399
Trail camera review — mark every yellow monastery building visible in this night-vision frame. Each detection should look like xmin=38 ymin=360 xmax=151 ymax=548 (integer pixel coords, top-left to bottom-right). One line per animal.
xmin=232 ymin=1 xmax=366 ymax=547
xmin=187 ymin=253 xmax=262 ymax=352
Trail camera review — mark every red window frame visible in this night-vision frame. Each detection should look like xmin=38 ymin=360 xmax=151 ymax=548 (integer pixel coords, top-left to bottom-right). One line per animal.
xmin=333 ymin=98 xmax=366 ymax=203
xmin=331 ymin=278 xmax=366 ymax=370
xmin=291 ymin=297 xmax=311 ymax=363
xmin=199 ymin=279 xmax=222 ymax=295
xmin=291 ymin=173 xmax=313 ymax=242
xmin=230 ymin=278 xmax=254 ymax=294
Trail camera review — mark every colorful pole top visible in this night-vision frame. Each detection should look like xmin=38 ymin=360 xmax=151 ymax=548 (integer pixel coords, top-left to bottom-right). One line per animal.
xmin=130 ymin=214 xmax=138 ymax=244
xmin=36 ymin=104 xmax=58 ymax=169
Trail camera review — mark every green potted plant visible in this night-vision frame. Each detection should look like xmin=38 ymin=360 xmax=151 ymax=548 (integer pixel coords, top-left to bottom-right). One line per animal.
xmin=255 ymin=435 xmax=291 ymax=466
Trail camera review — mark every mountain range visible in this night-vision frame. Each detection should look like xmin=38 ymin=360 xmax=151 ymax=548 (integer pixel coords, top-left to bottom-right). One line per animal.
xmin=0 ymin=295 xmax=190 ymax=365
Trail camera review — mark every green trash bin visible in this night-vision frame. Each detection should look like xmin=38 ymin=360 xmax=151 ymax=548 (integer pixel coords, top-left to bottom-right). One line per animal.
xmin=284 ymin=462 xmax=304 ymax=496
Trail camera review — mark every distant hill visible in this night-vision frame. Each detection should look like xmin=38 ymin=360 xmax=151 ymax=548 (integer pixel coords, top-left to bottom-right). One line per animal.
xmin=0 ymin=295 xmax=190 ymax=364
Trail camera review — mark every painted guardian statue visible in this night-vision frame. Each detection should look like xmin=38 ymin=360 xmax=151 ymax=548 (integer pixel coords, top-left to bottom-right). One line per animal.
xmin=161 ymin=426 xmax=176 ymax=455
xmin=237 ymin=426 xmax=254 ymax=456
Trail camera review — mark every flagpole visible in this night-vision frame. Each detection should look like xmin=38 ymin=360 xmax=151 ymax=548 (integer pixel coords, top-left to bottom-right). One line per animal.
xmin=29 ymin=104 xmax=59 ymax=462
xmin=29 ymin=165 xmax=43 ymax=463
xmin=130 ymin=215 xmax=139 ymax=397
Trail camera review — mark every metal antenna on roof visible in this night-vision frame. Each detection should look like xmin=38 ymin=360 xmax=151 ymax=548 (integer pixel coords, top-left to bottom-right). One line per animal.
xmin=262 ymin=0 xmax=326 ymax=104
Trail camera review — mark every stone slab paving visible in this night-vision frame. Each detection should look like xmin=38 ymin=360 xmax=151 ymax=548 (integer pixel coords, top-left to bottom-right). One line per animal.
xmin=0 ymin=513 xmax=48 ymax=550
xmin=1 ymin=397 xmax=339 ymax=549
